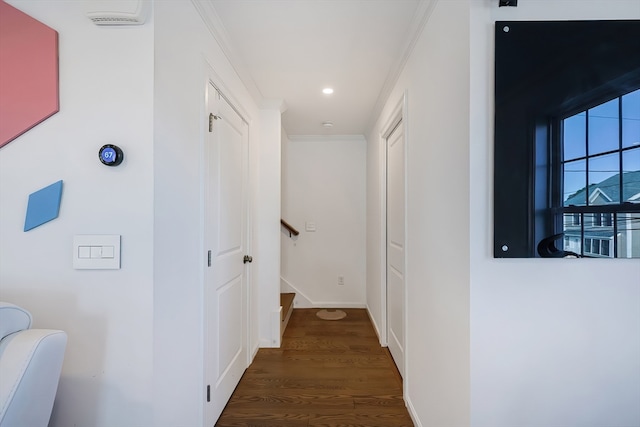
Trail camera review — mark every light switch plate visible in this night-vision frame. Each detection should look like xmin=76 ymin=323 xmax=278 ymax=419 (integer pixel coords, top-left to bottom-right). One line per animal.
xmin=73 ymin=235 xmax=121 ymax=269
xmin=305 ymin=221 xmax=316 ymax=232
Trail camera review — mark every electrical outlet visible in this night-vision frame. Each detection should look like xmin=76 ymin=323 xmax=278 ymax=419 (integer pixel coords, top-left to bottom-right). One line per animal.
xmin=338 ymin=275 xmax=344 ymax=286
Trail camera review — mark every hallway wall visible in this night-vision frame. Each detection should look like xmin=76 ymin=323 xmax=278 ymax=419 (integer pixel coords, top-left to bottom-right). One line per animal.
xmin=153 ymin=2 xmax=265 ymax=425
xmin=1 ymin=1 xmax=271 ymax=426
xmin=469 ymin=2 xmax=640 ymax=426
xmin=368 ymin=1 xmax=640 ymax=426
xmin=281 ymin=135 xmax=366 ymax=307
xmin=256 ymin=107 xmax=282 ymax=347
xmin=367 ymin=1 xmax=472 ymax=425
xmin=0 ymin=2 xmax=154 ymax=426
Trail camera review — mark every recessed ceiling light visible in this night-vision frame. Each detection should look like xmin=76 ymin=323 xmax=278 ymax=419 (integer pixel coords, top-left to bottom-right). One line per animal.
xmin=322 ymin=121 xmax=333 ymax=128
xmin=322 ymin=88 xmax=334 ymax=95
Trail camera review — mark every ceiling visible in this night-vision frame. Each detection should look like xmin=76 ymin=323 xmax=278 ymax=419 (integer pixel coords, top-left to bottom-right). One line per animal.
xmin=201 ymin=0 xmax=432 ymax=137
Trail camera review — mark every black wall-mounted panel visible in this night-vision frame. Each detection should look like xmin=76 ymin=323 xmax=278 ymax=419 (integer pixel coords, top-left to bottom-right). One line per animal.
xmin=494 ymin=20 xmax=640 ymax=258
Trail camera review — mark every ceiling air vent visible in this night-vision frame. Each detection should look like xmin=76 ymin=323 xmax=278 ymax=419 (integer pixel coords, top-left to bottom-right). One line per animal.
xmin=86 ymin=0 xmax=149 ymax=26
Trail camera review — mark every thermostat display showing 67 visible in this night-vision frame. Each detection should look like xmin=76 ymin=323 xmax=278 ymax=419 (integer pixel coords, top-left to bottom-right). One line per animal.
xmin=99 ymin=144 xmax=124 ymax=166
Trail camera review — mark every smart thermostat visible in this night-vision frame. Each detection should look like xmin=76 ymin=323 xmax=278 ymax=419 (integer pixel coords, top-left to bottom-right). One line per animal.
xmin=98 ymin=144 xmax=124 ymax=166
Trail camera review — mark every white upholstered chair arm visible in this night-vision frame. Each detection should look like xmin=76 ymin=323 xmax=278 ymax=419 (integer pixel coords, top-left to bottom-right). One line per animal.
xmin=0 ymin=302 xmax=67 ymax=427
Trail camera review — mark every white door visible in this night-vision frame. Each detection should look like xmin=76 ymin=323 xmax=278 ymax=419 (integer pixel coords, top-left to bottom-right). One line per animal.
xmin=204 ymin=83 xmax=249 ymax=425
xmin=387 ymin=120 xmax=405 ymax=377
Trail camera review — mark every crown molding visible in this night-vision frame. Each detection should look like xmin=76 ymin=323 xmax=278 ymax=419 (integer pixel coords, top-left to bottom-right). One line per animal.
xmin=365 ymin=0 xmax=439 ymax=135
xmin=287 ymin=135 xmax=366 ymax=143
xmin=190 ymin=0 xmax=264 ymax=105
xmin=260 ymin=99 xmax=288 ymax=113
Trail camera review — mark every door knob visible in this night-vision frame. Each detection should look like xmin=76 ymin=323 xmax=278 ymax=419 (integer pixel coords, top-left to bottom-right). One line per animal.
xmin=243 ymin=255 xmax=253 ymax=264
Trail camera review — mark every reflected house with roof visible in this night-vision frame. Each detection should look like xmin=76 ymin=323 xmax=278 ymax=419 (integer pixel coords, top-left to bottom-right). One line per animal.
xmin=563 ymin=170 xmax=640 ymax=258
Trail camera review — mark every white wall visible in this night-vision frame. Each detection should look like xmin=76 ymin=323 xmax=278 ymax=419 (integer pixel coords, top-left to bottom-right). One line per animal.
xmin=281 ymin=135 xmax=367 ymax=308
xmin=256 ymin=106 xmax=282 ymax=347
xmin=365 ymin=118 xmax=385 ymax=337
xmin=369 ymin=1 xmax=640 ymax=425
xmin=469 ymin=1 xmax=640 ymax=426
xmin=0 ymin=1 xmax=154 ymax=426
xmin=0 ymin=2 xmax=275 ymax=426
xmin=153 ymin=2 xmax=265 ymax=425
xmin=366 ymin=0 xmax=472 ymax=425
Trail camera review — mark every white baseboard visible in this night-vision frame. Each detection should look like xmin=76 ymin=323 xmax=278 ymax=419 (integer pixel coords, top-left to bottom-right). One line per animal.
xmin=250 ymin=342 xmax=259 ymax=360
xmin=312 ymin=302 xmax=367 ymax=309
xmin=259 ymin=338 xmax=274 ymax=348
xmin=280 ymin=277 xmax=366 ymax=309
xmin=365 ymin=304 xmax=382 ymax=344
xmin=406 ymin=394 xmax=422 ymax=427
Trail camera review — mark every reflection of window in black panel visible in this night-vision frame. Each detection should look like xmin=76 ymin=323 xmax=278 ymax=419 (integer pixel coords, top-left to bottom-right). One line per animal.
xmin=494 ymin=20 xmax=640 ymax=258
xmin=559 ymin=91 xmax=639 ymax=258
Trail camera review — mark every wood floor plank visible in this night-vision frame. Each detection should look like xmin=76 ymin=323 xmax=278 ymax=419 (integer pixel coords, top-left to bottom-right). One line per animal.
xmin=215 ymin=308 xmax=413 ymax=427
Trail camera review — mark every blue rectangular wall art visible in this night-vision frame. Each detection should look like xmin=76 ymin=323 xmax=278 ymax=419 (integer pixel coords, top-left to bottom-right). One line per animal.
xmin=24 ymin=180 xmax=63 ymax=231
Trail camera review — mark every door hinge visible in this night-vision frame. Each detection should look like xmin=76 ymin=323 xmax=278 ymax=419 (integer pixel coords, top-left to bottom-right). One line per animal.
xmin=207 ymin=385 xmax=210 ymax=402
xmin=207 ymin=250 xmax=212 ymax=267
xmin=208 ymin=113 xmax=220 ymax=132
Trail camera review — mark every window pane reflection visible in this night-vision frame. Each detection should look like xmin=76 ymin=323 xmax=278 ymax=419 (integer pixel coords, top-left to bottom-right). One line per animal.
xmin=622 ymin=89 xmax=640 ymax=149
xmin=623 ymin=147 xmax=640 ymax=203
xmin=589 ymin=98 xmax=619 ymax=155
xmin=560 ymin=90 xmax=640 ymax=259
xmin=564 ymin=160 xmax=586 ymax=206
xmin=617 ymin=213 xmax=640 ymax=258
xmin=564 ymin=112 xmax=586 ymax=160
xmin=588 ymin=153 xmax=620 ymax=205
xmin=562 ymin=213 xmax=582 ymax=255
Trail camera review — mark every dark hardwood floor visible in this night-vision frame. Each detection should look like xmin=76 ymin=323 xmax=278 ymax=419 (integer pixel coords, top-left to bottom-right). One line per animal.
xmin=216 ymin=308 xmax=414 ymax=427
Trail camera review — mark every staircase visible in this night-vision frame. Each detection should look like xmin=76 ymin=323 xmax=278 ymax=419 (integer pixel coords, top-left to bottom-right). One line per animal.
xmin=280 ymin=293 xmax=295 ymax=338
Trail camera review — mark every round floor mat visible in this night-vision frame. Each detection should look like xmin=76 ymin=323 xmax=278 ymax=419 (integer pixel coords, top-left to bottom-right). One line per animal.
xmin=316 ymin=309 xmax=347 ymax=321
